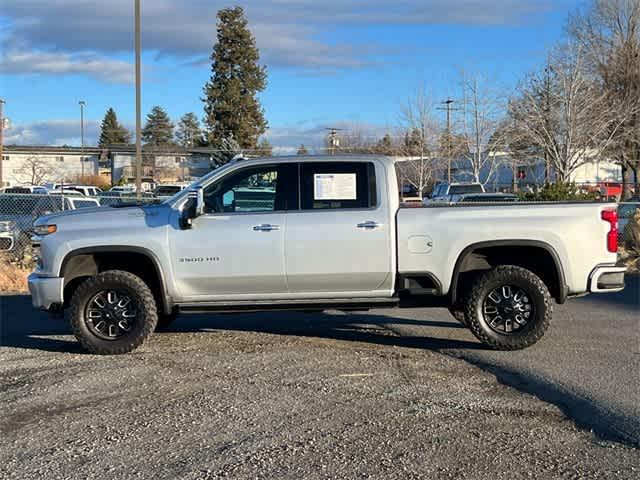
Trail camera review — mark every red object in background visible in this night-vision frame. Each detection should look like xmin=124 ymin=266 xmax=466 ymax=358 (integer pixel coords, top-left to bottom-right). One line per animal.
xmin=517 ymin=168 xmax=526 ymax=180
xmin=601 ymin=208 xmax=618 ymax=253
xmin=599 ymin=182 xmax=622 ymax=198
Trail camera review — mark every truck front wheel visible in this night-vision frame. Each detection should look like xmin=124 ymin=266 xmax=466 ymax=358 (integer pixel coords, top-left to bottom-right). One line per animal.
xmin=465 ymin=265 xmax=552 ymax=350
xmin=69 ymin=270 xmax=158 ymax=354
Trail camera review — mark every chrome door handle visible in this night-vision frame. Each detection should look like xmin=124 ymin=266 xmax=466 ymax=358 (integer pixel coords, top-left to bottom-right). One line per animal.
xmin=253 ymin=224 xmax=280 ymax=232
xmin=357 ymin=221 xmax=381 ymax=229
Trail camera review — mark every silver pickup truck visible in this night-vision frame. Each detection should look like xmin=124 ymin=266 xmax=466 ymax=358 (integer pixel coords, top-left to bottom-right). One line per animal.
xmin=28 ymin=156 xmax=625 ymax=354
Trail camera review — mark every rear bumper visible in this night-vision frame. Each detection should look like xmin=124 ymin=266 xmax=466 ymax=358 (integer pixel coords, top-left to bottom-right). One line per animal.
xmin=28 ymin=273 xmax=64 ymax=311
xmin=588 ymin=265 xmax=626 ymax=293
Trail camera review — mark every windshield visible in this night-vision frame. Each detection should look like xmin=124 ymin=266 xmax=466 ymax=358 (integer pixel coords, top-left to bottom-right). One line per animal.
xmin=449 ymin=184 xmax=484 ymax=195
xmin=163 ymin=161 xmax=239 ymax=205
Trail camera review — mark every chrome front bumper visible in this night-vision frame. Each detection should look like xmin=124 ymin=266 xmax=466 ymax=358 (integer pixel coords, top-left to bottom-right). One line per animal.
xmin=28 ymin=273 xmax=64 ymax=310
xmin=588 ymin=265 xmax=626 ymax=293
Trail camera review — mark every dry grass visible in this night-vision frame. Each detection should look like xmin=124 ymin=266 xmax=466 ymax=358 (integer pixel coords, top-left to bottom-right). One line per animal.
xmin=0 ymin=259 xmax=30 ymax=293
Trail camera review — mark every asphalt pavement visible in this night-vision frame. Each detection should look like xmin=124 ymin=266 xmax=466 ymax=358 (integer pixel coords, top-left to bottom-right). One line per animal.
xmin=376 ymin=274 xmax=640 ymax=447
xmin=0 ymin=276 xmax=638 ymax=478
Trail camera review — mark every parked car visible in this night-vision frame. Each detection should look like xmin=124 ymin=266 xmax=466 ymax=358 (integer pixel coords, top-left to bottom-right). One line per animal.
xmin=28 ymin=156 xmax=625 ymax=355
xmin=0 ymin=194 xmax=99 ymax=260
xmin=3 ymin=185 xmax=49 ymax=194
xmin=50 ymin=185 xmax=103 ymax=196
xmin=430 ymin=182 xmax=485 ymax=202
xmin=153 ymin=184 xmax=188 ymax=197
xmin=456 ymin=193 xmax=518 ymax=203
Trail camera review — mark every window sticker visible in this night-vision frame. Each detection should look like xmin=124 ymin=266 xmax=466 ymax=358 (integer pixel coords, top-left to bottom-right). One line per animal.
xmin=313 ymin=173 xmax=357 ymax=200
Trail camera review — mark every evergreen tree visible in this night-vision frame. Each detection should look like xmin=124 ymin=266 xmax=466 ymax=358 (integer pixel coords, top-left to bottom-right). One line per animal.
xmin=98 ymin=108 xmax=130 ymax=147
xmin=376 ymin=134 xmax=393 ymax=155
xmin=203 ymin=6 xmax=267 ymax=155
xmin=175 ymin=112 xmax=204 ymax=147
xmin=297 ymin=144 xmax=309 ymax=155
xmin=142 ymin=106 xmax=174 ymax=147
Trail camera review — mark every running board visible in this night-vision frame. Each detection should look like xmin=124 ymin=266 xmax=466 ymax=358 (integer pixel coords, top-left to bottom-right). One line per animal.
xmin=177 ymin=297 xmax=399 ymax=314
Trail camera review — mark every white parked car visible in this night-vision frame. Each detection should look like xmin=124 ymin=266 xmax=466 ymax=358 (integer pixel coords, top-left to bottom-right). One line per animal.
xmin=28 ymin=156 xmax=625 ymax=354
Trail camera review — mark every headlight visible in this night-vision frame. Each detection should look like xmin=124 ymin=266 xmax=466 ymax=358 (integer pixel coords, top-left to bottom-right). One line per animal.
xmin=33 ymin=224 xmax=57 ymax=236
xmin=0 ymin=221 xmax=13 ymax=233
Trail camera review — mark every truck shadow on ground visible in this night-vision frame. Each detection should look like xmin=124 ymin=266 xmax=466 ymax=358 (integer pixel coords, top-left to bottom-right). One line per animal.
xmin=0 ymin=295 xmax=484 ymax=353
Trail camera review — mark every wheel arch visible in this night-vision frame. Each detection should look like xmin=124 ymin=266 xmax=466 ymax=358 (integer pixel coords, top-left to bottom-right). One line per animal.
xmin=59 ymin=246 xmax=172 ymax=314
xmin=450 ymin=240 xmax=568 ymax=305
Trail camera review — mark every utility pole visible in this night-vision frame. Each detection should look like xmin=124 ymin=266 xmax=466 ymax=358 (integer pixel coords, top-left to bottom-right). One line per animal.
xmin=437 ymin=99 xmax=460 ymax=183
xmin=79 ymin=100 xmax=86 ymax=179
xmin=0 ymin=99 xmax=5 ymax=188
xmin=543 ymin=64 xmax=552 ymax=185
xmin=135 ymin=0 xmax=142 ymax=199
xmin=325 ymin=127 xmax=343 ymax=155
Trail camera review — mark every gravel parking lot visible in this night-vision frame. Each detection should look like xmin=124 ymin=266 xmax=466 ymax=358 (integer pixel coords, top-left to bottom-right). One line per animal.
xmin=1 ymin=281 xmax=638 ymax=479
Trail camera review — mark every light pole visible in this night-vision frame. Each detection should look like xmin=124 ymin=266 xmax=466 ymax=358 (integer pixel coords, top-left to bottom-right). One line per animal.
xmin=79 ymin=100 xmax=86 ymax=179
xmin=135 ymin=0 xmax=142 ymax=199
xmin=0 ymin=99 xmax=5 ymax=188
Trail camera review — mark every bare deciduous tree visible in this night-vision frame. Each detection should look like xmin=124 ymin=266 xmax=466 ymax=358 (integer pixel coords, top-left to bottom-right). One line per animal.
xmin=569 ymin=0 xmax=640 ymax=197
xmin=13 ymin=156 xmax=53 ymax=185
xmin=398 ymin=87 xmax=441 ymax=197
xmin=507 ymin=45 xmax=632 ymax=183
xmin=457 ymin=72 xmax=505 ymax=183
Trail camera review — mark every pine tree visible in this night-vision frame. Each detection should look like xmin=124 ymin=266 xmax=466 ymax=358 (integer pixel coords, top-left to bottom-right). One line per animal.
xmin=203 ymin=6 xmax=267 ymax=155
xmin=142 ymin=106 xmax=174 ymax=147
xmin=297 ymin=144 xmax=309 ymax=155
xmin=98 ymin=108 xmax=131 ymax=147
xmin=376 ymin=134 xmax=393 ymax=155
xmin=175 ymin=112 xmax=204 ymax=147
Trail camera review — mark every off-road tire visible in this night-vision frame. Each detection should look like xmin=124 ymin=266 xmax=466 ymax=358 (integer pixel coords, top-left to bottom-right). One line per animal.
xmin=156 ymin=310 xmax=179 ymax=331
xmin=448 ymin=306 xmax=469 ymax=327
xmin=69 ymin=270 xmax=158 ymax=354
xmin=465 ymin=265 xmax=552 ymax=350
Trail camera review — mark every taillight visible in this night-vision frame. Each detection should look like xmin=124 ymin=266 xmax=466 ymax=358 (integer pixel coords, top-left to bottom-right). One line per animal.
xmin=601 ymin=209 xmax=618 ymax=253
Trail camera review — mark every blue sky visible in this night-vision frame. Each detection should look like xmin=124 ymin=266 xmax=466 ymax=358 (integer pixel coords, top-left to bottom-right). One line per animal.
xmin=0 ymin=0 xmax=580 ymax=152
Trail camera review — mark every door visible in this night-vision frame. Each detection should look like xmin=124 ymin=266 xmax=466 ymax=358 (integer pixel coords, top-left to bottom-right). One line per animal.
xmin=284 ymin=161 xmax=393 ymax=295
xmin=170 ymin=163 xmax=298 ymax=299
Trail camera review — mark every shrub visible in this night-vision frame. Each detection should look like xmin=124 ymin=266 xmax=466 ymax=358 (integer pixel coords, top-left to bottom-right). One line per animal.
xmin=69 ymin=174 xmax=112 ymax=190
xmin=518 ymin=183 xmax=598 ymax=202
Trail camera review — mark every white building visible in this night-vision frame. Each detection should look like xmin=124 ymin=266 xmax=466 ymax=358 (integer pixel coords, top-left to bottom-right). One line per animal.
xmin=1 ymin=146 xmax=100 ymax=187
xmin=1 ymin=145 xmax=215 ymax=188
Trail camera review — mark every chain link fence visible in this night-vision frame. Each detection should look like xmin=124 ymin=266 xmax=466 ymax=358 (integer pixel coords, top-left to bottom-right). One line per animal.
xmin=0 ymin=193 xmax=161 ymax=267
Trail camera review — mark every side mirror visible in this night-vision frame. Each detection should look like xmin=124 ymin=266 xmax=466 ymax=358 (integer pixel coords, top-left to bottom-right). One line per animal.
xmin=180 ymin=187 xmax=205 ymax=230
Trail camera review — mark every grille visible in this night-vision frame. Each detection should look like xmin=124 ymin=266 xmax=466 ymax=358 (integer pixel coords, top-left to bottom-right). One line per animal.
xmin=0 ymin=237 xmax=14 ymax=251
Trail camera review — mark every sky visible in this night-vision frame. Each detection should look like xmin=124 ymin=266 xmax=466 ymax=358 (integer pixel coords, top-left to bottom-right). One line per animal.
xmin=0 ymin=0 xmax=582 ymax=153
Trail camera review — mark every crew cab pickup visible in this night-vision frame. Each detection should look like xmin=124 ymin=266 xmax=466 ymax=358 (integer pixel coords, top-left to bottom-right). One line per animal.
xmin=28 ymin=156 xmax=625 ymax=354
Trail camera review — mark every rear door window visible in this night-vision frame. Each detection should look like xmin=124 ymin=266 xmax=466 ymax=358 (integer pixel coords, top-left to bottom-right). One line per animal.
xmin=300 ymin=162 xmax=377 ymax=210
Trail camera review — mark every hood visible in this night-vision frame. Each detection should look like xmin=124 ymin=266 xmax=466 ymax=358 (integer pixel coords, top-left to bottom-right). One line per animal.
xmin=34 ymin=203 xmax=173 ymax=232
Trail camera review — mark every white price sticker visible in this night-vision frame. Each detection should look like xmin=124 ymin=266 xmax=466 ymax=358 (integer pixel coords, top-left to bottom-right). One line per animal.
xmin=314 ymin=173 xmax=357 ymax=200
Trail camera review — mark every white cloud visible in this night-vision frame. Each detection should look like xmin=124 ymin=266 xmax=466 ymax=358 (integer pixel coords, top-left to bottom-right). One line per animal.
xmin=0 ymin=0 xmax=569 ymax=78
xmin=0 ymin=49 xmax=135 ymax=84
xmin=5 ymin=120 xmax=100 ymax=146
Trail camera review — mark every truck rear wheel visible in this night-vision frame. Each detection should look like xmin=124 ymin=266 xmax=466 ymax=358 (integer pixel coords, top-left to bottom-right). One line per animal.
xmin=69 ymin=270 xmax=158 ymax=354
xmin=465 ymin=265 xmax=552 ymax=350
